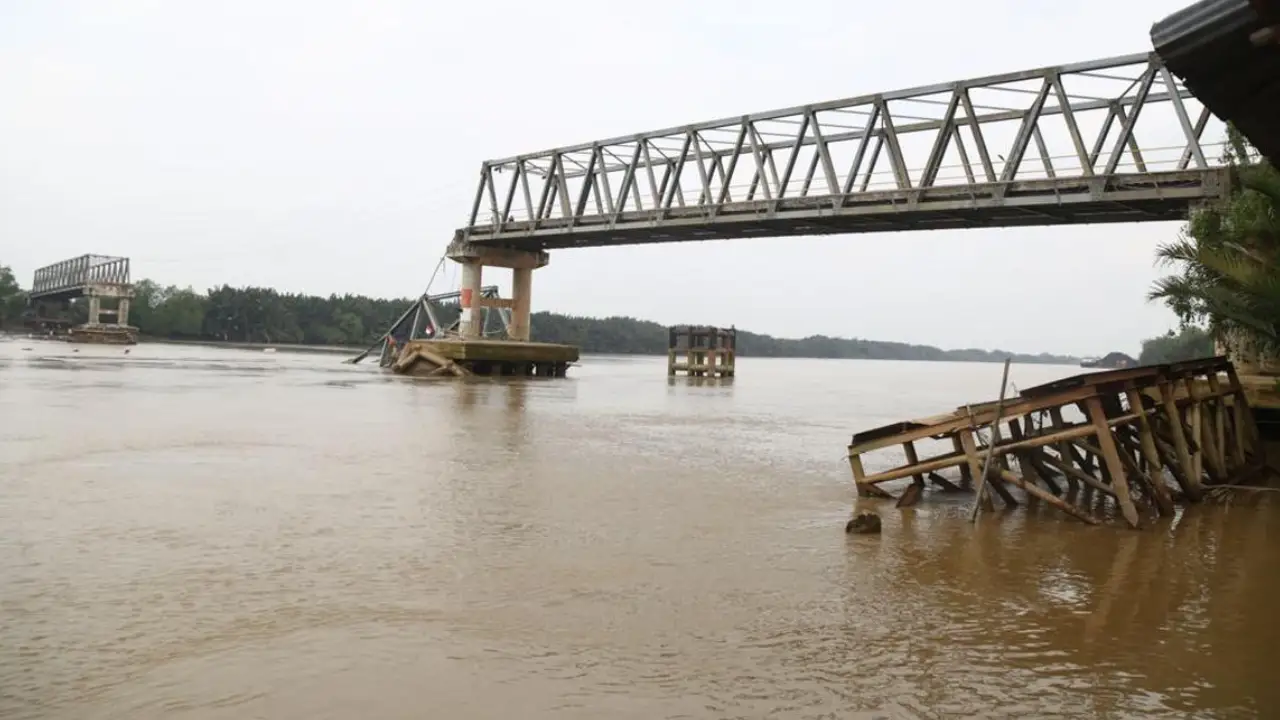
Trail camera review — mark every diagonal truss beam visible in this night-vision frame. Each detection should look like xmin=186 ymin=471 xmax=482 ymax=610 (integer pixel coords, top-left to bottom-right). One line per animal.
xmin=461 ymin=52 xmax=1228 ymax=249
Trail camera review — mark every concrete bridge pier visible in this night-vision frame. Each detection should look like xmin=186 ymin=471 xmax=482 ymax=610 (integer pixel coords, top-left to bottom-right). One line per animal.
xmin=87 ymin=291 xmax=131 ymax=326
xmin=382 ymin=239 xmax=577 ymax=378
xmin=446 ymin=239 xmax=549 ymax=342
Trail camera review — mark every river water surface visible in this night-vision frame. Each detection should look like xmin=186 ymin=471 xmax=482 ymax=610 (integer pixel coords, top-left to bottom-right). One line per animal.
xmin=2 ymin=340 xmax=1277 ymax=719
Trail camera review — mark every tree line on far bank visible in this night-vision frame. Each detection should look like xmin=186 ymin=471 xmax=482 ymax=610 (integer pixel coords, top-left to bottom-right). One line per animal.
xmin=0 ymin=269 xmax=1094 ymax=363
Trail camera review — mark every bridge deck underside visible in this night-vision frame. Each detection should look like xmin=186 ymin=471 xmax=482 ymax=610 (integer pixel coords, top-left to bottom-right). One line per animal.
xmin=467 ymin=171 xmax=1222 ymax=249
xmin=29 ymin=288 xmax=89 ymax=303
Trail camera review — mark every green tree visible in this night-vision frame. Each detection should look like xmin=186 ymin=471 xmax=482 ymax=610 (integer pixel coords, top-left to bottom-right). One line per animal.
xmin=1149 ymin=127 xmax=1280 ymax=357
xmin=331 ymin=309 xmax=364 ymax=343
xmin=1138 ymin=326 xmax=1216 ymax=365
xmin=114 ymin=276 xmax=1078 ymax=362
xmin=0 ymin=264 xmax=26 ymax=327
xmin=148 ymin=287 xmax=206 ymax=337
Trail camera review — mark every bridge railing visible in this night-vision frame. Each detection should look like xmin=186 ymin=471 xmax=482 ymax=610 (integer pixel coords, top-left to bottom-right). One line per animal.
xmin=470 ymin=141 xmax=1228 ymax=226
xmin=30 ymin=255 xmax=131 ymax=298
xmin=461 ymin=52 xmax=1226 ymax=242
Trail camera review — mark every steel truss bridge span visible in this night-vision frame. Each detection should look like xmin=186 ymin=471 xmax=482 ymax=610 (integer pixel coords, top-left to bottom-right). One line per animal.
xmin=458 ymin=52 xmax=1229 ymax=251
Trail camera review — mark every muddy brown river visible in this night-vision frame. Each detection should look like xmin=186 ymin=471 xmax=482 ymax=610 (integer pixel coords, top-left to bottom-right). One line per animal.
xmin=2 ymin=340 xmax=1277 ymax=719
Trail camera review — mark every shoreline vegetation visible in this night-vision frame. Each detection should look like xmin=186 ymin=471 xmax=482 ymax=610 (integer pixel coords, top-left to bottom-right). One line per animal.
xmin=0 ymin=274 xmax=1084 ymax=364
xmin=0 ymin=268 xmax=1217 ymax=367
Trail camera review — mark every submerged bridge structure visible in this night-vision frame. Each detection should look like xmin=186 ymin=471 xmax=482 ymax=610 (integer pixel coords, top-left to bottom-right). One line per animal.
xmin=444 ymin=50 xmax=1232 ymax=343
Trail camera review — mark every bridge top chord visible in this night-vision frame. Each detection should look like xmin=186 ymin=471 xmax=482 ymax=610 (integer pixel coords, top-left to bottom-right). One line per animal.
xmin=457 ymin=51 xmax=1229 ymax=251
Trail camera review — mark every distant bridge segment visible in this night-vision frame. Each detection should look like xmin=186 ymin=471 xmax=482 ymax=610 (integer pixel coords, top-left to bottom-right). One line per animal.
xmin=28 ymin=254 xmax=136 ymax=341
xmin=457 ymin=52 xmax=1229 ymax=251
xmin=30 ymin=254 xmax=132 ymax=301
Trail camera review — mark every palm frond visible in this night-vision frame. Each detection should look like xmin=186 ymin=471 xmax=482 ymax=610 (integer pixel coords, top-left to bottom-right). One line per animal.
xmin=1154 ymin=238 xmax=1202 ymax=266
xmin=1150 ymin=130 xmax=1280 ymax=355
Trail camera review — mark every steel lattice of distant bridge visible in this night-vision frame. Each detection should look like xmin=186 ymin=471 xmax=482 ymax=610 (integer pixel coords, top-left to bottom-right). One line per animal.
xmin=29 ymin=254 xmax=132 ymax=300
xmin=454 ymin=52 xmax=1228 ymax=251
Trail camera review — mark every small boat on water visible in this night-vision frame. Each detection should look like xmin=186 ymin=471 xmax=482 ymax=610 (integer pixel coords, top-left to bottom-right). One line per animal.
xmin=1080 ymin=352 xmax=1137 ymax=369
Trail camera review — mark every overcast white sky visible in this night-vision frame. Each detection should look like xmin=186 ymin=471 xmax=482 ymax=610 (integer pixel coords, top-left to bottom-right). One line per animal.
xmin=1 ymin=0 xmax=1206 ymax=356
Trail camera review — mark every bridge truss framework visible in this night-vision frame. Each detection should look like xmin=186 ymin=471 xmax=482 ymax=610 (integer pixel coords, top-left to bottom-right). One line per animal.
xmin=459 ymin=52 xmax=1229 ymax=250
xmin=30 ymin=254 xmax=131 ymax=300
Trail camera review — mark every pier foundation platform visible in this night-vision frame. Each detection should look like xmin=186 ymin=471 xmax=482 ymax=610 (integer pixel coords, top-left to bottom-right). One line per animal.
xmin=387 ymin=338 xmax=579 ymax=378
xmin=68 ymin=323 xmax=138 ymax=344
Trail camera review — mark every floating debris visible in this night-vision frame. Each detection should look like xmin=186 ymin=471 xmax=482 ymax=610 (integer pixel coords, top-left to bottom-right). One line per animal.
xmin=845 ymin=511 xmax=882 ymax=535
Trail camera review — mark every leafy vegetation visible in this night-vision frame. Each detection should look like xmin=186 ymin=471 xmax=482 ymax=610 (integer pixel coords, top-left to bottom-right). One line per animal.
xmin=0 ymin=265 xmax=27 ymax=328
xmin=1149 ymin=128 xmax=1280 ymax=359
xmin=128 ymin=280 xmax=410 ymax=346
xmin=529 ymin=311 xmax=1074 ymax=363
xmin=1 ymin=271 xmax=1078 ymax=363
xmin=1138 ymin=326 xmax=1216 ymax=365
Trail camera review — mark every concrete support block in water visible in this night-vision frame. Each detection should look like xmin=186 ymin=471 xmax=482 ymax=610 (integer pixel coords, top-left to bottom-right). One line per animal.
xmin=389 ymin=338 xmax=578 ymax=378
xmin=667 ymin=325 xmax=736 ymax=378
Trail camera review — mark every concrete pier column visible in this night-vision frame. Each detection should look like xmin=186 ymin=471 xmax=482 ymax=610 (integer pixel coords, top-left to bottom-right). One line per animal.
xmin=446 ymin=238 xmax=549 ymax=343
xmin=459 ymin=261 xmax=484 ymax=339
xmin=117 ymin=298 xmax=131 ymax=326
xmin=510 ymin=267 xmax=533 ymax=342
xmin=87 ymin=296 xmax=101 ymax=324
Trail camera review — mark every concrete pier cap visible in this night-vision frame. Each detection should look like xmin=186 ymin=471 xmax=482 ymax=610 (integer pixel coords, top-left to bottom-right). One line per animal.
xmin=446 ymin=238 xmax=549 ymax=270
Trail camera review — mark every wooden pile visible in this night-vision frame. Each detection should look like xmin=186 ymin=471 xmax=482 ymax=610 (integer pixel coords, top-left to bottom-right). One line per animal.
xmin=846 ymin=358 xmax=1266 ymax=528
